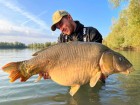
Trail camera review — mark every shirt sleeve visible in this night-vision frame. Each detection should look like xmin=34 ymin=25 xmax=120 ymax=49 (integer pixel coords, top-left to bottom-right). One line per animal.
xmin=58 ymin=33 xmax=66 ymax=43
xmin=88 ymin=27 xmax=103 ymax=43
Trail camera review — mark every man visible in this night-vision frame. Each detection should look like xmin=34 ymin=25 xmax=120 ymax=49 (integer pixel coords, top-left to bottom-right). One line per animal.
xmin=41 ymin=10 xmax=105 ymax=82
xmin=51 ymin=10 xmax=103 ymax=43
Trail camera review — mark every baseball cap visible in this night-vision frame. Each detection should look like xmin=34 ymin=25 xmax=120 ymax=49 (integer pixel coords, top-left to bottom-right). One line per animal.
xmin=51 ymin=10 xmax=69 ymax=31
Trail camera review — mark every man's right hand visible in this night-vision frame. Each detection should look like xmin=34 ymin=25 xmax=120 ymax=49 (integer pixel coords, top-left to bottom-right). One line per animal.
xmin=39 ymin=72 xmax=51 ymax=79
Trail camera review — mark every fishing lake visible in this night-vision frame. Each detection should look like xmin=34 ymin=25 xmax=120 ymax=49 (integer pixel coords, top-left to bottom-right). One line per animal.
xmin=0 ymin=49 xmax=140 ymax=105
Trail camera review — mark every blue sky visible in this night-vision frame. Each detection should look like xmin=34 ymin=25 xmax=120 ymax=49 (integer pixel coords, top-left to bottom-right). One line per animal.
xmin=0 ymin=0 xmax=127 ymax=44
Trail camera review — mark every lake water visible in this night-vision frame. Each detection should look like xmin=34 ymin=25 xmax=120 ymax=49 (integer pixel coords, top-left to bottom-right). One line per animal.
xmin=0 ymin=49 xmax=140 ymax=105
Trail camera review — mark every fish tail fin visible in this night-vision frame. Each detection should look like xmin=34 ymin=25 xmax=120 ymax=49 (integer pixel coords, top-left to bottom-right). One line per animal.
xmin=2 ymin=62 xmax=22 ymax=82
xmin=2 ymin=62 xmax=30 ymax=82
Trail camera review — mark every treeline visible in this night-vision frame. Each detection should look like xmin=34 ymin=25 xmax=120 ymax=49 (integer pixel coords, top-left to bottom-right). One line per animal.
xmin=28 ymin=42 xmax=57 ymax=49
xmin=104 ymin=0 xmax=140 ymax=50
xmin=0 ymin=42 xmax=57 ymax=49
xmin=0 ymin=42 xmax=27 ymax=49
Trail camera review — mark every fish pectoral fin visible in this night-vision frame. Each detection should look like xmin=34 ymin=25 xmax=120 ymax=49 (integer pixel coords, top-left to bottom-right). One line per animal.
xmin=90 ymin=71 xmax=102 ymax=87
xmin=34 ymin=75 xmax=42 ymax=82
xmin=69 ymin=84 xmax=80 ymax=96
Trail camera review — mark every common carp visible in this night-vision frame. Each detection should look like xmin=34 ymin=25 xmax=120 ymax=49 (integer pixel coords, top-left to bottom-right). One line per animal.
xmin=1 ymin=42 xmax=134 ymax=96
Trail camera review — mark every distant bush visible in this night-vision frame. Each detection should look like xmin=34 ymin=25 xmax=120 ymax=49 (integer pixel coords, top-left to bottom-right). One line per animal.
xmin=27 ymin=42 xmax=57 ymax=49
xmin=0 ymin=41 xmax=57 ymax=49
xmin=0 ymin=42 xmax=27 ymax=49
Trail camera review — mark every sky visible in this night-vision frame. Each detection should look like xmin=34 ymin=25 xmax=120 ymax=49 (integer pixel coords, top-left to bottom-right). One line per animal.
xmin=0 ymin=0 xmax=127 ymax=44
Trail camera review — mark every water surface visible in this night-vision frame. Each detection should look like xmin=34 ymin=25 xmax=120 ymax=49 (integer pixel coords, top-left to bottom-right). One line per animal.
xmin=0 ymin=49 xmax=140 ymax=105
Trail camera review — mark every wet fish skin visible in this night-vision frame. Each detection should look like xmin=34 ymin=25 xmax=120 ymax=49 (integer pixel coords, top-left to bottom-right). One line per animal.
xmin=1 ymin=41 xmax=134 ymax=96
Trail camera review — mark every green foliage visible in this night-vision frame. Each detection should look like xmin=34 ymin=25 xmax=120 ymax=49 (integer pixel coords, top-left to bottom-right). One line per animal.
xmin=108 ymin=0 xmax=128 ymax=8
xmin=28 ymin=42 xmax=57 ymax=49
xmin=105 ymin=0 xmax=140 ymax=50
xmin=0 ymin=42 xmax=27 ymax=49
xmin=0 ymin=42 xmax=57 ymax=49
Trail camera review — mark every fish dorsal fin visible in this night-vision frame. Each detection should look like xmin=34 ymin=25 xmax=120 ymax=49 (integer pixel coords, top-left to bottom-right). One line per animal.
xmin=32 ymin=44 xmax=58 ymax=56
xmin=32 ymin=48 xmax=47 ymax=56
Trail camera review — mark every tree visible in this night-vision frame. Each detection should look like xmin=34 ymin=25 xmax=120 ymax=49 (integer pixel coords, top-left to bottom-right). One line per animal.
xmin=109 ymin=0 xmax=129 ymax=8
xmin=105 ymin=0 xmax=140 ymax=50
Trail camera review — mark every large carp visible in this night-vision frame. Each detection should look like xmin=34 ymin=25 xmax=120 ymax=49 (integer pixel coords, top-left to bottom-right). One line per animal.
xmin=1 ymin=42 xmax=134 ymax=96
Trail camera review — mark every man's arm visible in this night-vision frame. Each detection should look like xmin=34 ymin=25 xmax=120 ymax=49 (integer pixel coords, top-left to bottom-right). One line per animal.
xmin=58 ymin=33 xmax=67 ymax=43
xmin=87 ymin=27 xmax=103 ymax=43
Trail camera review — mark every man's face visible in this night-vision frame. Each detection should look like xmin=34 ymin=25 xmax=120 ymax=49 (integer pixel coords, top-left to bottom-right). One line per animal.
xmin=55 ymin=15 xmax=74 ymax=35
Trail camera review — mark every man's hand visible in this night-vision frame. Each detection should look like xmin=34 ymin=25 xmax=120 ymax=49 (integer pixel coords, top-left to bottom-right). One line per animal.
xmin=39 ymin=72 xmax=51 ymax=79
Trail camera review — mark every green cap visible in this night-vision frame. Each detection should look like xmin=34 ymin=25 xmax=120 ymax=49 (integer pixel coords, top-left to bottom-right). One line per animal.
xmin=51 ymin=10 xmax=69 ymax=31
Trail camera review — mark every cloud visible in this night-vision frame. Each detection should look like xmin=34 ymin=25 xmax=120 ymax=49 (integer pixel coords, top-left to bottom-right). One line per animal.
xmin=0 ymin=19 xmax=57 ymax=43
xmin=0 ymin=0 xmax=49 ymax=30
xmin=0 ymin=35 xmax=57 ymax=44
xmin=0 ymin=19 xmax=33 ymax=37
xmin=0 ymin=19 xmax=43 ymax=36
xmin=0 ymin=0 xmax=58 ymax=43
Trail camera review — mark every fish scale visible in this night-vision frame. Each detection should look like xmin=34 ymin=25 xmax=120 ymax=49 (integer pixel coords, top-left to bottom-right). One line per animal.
xmin=1 ymin=41 xmax=134 ymax=96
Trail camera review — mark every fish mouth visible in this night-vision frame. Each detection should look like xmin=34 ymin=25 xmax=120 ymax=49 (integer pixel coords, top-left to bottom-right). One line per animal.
xmin=120 ymin=66 xmax=135 ymax=75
